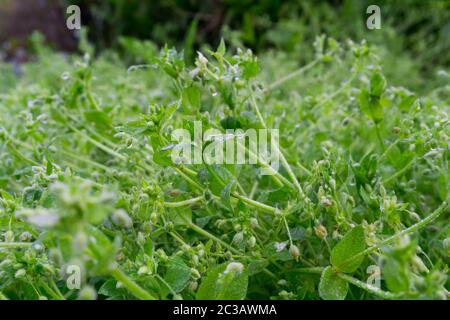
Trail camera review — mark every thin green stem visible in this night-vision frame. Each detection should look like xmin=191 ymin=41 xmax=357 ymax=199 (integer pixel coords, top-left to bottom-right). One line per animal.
xmin=0 ymin=242 xmax=33 ymax=249
xmin=340 ymin=202 xmax=448 ymax=269
xmin=110 ymin=267 xmax=157 ymax=300
xmin=232 ymin=192 xmax=279 ymax=214
xmin=266 ymin=59 xmax=320 ymax=91
xmin=383 ymin=158 xmax=415 ymax=184
xmin=67 ymin=124 xmax=127 ymax=161
xmin=186 ymin=221 xmax=240 ymax=255
xmin=164 ymin=196 xmax=203 ymax=208
xmin=337 ymin=273 xmax=401 ymax=300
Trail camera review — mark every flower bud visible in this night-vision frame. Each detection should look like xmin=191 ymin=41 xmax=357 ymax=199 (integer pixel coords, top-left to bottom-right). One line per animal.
xmin=314 ymin=224 xmax=328 ymax=240
xmin=249 ymin=218 xmax=259 ymax=229
xmin=188 ymin=281 xmax=198 ymax=291
xmin=19 ymin=231 xmax=33 ymax=242
xmin=191 ymin=268 xmax=201 ymax=280
xmin=15 ymin=269 xmax=26 ymax=278
xmin=225 ymin=262 xmax=244 ymax=275
xmin=77 ymin=286 xmax=97 ymax=300
xmin=111 ymin=209 xmax=133 ymax=229
xmin=289 ymin=244 xmax=300 ymax=261
xmin=138 ymin=266 xmax=150 ymax=275
xmin=320 ymin=197 xmax=333 ymax=207
xmin=247 ymin=236 xmax=256 ymax=248
xmin=232 ymin=232 xmax=244 ymax=244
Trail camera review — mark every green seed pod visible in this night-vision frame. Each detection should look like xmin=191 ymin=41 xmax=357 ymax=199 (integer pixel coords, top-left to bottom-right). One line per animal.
xmin=191 ymin=268 xmax=201 ymax=280
xmin=314 ymin=224 xmax=328 ymax=240
xmin=188 ymin=281 xmax=198 ymax=291
xmin=138 ymin=266 xmax=150 ymax=275
xmin=289 ymin=244 xmax=300 ymax=261
xmin=277 ymin=279 xmax=287 ymax=286
xmin=19 ymin=231 xmax=33 ymax=242
xmin=247 ymin=236 xmax=256 ymax=248
xmin=320 ymin=197 xmax=333 ymax=207
xmin=4 ymin=230 xmax=14 ymax=242
xmin=249 ymin=218 xmax=259 ymax=229
xmin=232 ymin=231 xmax=244 ymax=244
xmin=150 ymin=212 xmax=158 ymax=224
xmin=15 ymin=269 xmax=26 ymax=278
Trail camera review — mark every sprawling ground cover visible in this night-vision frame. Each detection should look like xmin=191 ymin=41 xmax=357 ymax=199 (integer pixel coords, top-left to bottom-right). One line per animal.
xmin=0 ymin=34 xmax=448 ymax=300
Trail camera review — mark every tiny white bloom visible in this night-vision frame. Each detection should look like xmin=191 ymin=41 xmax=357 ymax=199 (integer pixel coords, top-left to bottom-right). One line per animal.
xmin=225 ymin=262 xmax=244 ymax=275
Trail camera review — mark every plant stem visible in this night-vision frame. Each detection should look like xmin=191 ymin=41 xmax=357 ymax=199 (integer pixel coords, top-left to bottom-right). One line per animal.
xmin=266 ymin=58 xmax=320 ymax=91
xmin=186 ymin=221 xmax=241 ymax=255
xmin=110 ymin=267 xmax=157 ymax=300
xmin=383 ymin=158 xmax=415 ymax=184
xmin=294 ymin=267 xmax=323 ymax=274
xmin=337 ymin=273 xmax=400 ymax=300
xmin=341 ymin=201 xmax=448 ymax=269
xmin=248 ymin=87 xmax=303 ymax=194
xmin=0 ymin=242 xmax=33 ymax=249
xmin=164 ymin=196 xmax=203 ymax=208
xmin=68 ymin=124 xmax=127 ymax=161
xmin=232 ymin=192 xmax=279 ymax=214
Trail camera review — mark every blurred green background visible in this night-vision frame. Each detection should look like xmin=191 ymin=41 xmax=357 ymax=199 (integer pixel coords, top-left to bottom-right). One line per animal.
xmin=0 ymin=0 xmax=449 ymax=91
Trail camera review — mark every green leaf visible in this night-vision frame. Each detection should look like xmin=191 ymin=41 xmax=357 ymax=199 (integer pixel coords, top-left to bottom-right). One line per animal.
xmin=221 ymin=181 xmax=236 ymax=211
xmin=182 ymin=86 xmax=201 ymax=110
xmin=330 ymin=225 xmax=366 ymax=273
xmin=217 ymin=38 xmax=226 ymax=56
xmin=383 ymin=259 xmax=411 ymax=293
xmin=358 ymin=89 xmax=384 ymax=123
xmin=199 ymin=164 xmax=235 ymax=195
xmin=98 ymin=279 xmax=124 ymax=299
xmin=319 ymin=266 xmax=349 ymax=300
xmin=370 ymin=72 xmax=386 ymax=97
xmin=196 ymin=263 xmax=248 ymax=300
xmin=164 ymin=256 xmax=191 ymax=293
xmin=220 ymin=116 xmax=241 ymax=130
xmin=83 ymin=110 xmax=112 ymax=131
xmin=242 ymin=60 xmax=259 ymax=80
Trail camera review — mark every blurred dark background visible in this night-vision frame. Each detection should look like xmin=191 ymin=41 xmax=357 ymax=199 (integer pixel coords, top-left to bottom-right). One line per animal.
xmin=0 ymin=0 xmax=449 ymax=68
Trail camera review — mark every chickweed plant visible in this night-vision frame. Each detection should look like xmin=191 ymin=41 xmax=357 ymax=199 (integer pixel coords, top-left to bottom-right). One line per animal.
xmin=0 ymin=35 xmax=448 ymax=300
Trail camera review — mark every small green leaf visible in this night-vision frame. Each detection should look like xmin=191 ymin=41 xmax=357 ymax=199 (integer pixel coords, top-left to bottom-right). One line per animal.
xmin=164 ymin=256 xmax=191 ymax=293
xmin=383 ymin=259 xmax=411 ymax=293
xmin=359 ymin=89 xmax=384 ymax=123
xmin=242 ymin=60 xmax=259 ymax=80
xmin=217 ymin=38 xmax=226 ymax=56
xmin=221 ymin=181 xmax=236 ymax=211
xmin=370 ymin=72 xmax=386 ymax=97
xmin=331 ymin=225 xmax=366 ymax=273
xmin=319 ymin=266 xmax=349 ymax=300
xmin=196 ymin=263 xmax=248 ymax=300
xmin=182 ymin=85 xmax=201 ymax=110
xmin=220 ymin=116 xmax=241 ymax=130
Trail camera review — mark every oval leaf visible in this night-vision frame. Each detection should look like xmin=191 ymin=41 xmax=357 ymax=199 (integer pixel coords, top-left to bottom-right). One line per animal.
xmin=331 ymin=225 xmax=366 ymax=273
xmin=196 ymin=263 xmax=248 ymax=300
xmin=319 ymin=266 xmax=349 ymax=300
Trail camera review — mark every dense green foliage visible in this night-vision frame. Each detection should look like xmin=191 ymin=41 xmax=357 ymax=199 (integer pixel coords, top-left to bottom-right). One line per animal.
xmin=0 ymin=2 xmax=449 ymax=300
xmin=68 ymin=0 xmax=449 ymax=91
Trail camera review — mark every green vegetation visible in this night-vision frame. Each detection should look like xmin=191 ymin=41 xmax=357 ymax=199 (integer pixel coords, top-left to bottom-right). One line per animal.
xmin=0 ymin=1 xmax=448 ymax=300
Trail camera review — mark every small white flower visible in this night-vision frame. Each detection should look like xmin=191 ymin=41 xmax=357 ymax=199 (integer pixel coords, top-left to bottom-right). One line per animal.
xmin=225 ymin=262 xmax=244 ymax=275
xmin=17 ymin=208 xmax=59 ymax=228
xmin=197 ymin=52 xmax=208 ymax=67
xmin=274 ymin=242 xmax=287 ymax=252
